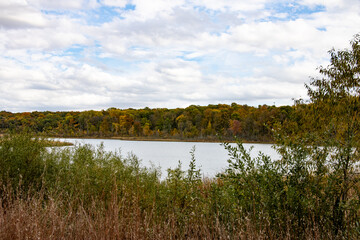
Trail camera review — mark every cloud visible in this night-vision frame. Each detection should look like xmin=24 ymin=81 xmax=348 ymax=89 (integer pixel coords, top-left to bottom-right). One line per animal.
xmin=124 ymin=0 xmax=185 ymax=21
xmin=0 ymin=0 xmax=359 ymax=112
xmin=0 ymin=1 xmax=47 ymax=28
xmin=195 ymin=0 xmax=268 ymax=12
xmin=27 ymin=0 xmax=90 ymax=10
xmin=101 ymin=0 xmax=129 ymax=8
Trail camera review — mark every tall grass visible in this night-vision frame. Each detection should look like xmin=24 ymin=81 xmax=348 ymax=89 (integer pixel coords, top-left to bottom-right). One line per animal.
xmin=0 ymin=133 xmax=359 ymax=239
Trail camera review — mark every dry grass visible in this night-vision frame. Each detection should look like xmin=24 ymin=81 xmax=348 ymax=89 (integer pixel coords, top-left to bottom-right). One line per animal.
xmin=0 ymin=189 xmax=224 ymax=240
xmin=42 ymin=140 xmax=74 ymax=147
xmin=0 ymin=185 xmax=346 ymax=240
xmin=1 ymin=134 xmax=359 ymax=239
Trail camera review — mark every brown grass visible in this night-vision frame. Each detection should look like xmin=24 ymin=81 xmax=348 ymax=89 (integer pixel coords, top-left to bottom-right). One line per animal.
xmin=0 ymin=185 xmax=276 ymax=240
xmin=0 ymin=190 xmax=156 ymax=239
xmin=0 ymin=186 xmax=343 ymax=240
xmin=42 ymin=140 xmax=74 ymax=147
xmin=0 ymin=134 xmax=358 ymax=239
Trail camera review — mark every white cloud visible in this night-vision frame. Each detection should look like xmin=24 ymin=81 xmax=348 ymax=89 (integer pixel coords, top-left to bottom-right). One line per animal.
xmin=0 ymin=0 xmax=359 ymax=112
xmin=27 ymin=0 xmax=88 ymax=10
xmin=101 ymin=0 xmax=129 ymax=8
xmin=126 ymin=0 xmax=185 ymax=21
xmin=1 ymin=15 xmax=89 ymax=50
xmin=0 ymin=2 xmax=47 ymax=28
xmin=195 ymin=0 xmax=268 ymax=12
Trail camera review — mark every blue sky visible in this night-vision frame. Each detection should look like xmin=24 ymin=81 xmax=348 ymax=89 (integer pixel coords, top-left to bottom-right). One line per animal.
xmin=0 ymin=0 xmax=359 ymax=112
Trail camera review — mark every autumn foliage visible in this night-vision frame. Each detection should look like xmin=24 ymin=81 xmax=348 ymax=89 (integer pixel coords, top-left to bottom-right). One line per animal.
xmin=0 ymin=104 xmax=295 ymax=142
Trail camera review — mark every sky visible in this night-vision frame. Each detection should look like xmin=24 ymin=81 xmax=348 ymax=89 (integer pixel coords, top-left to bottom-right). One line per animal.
xmin=0 ymin=0 xmax=359 ymax=112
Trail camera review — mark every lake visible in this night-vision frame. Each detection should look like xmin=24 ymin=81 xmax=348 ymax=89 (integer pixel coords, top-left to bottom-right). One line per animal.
xmin=57 ymin=138 xmax=280 ymax=179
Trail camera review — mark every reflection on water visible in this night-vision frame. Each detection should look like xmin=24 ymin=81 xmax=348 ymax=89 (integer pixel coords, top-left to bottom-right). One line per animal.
xmin=56 ymin=138 xmax=279 ymax=178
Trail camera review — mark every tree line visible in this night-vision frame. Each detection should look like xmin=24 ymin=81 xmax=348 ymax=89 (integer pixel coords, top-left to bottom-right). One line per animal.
xmin=0 ymin=103 xmax=297 ymax=142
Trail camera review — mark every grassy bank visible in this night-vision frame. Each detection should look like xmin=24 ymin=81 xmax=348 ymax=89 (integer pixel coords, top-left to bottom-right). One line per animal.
xmin=1 ymin=133 xmax=73 ymax=147
xmin=0 ymin=133 xmax=359 ymax=239
xmin=48 ymin=134 xmax=273 ymax=144
xmin=110 ymin=136 xmax=272 ymax=144
xmin=42 ymin=140 xmax=74 ymax=147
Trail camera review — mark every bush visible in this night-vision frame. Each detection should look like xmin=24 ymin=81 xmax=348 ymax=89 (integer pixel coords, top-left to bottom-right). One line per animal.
xmin=1 ymin=133 xmax=360 ymax=239
xmin=0 ymin=133 xmax=48 ymax=192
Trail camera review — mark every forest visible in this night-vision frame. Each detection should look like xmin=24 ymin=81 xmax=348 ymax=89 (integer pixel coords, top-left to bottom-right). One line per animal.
xmin=0 ymin=103 xmax=296 ymax=142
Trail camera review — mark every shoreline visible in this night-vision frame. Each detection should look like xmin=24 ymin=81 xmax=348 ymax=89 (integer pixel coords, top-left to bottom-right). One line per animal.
xmin=51 ymin=135 xmax=274 ymax=144
xmin=0 ymin=132 xmax=274 ymax=144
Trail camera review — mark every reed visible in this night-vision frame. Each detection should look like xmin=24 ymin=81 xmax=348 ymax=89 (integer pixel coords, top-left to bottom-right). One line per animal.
xmin=0 ymin=133 xmax=359 ymax=239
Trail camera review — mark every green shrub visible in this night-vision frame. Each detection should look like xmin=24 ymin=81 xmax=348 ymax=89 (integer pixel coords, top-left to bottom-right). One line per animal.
xmin=1 ymin=133 xmax=359 ymax=239
xmin=0 ymin=133 xmax=48 ymax=192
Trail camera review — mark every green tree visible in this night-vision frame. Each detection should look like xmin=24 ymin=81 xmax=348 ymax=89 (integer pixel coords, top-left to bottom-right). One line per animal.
xmin=276 ymin=33 xmax=360 ymax=237
xmin=306 ymin=33 xmax=360 ymax=235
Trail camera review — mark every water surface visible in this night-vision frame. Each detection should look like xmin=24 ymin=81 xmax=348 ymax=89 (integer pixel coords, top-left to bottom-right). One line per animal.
xmin=57 ymin=138 xmax=279 ymax=178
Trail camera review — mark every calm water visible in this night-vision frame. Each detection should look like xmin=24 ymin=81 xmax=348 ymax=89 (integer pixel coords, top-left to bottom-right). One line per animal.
xmin=57 ymin=138 xmax=279 ymax=178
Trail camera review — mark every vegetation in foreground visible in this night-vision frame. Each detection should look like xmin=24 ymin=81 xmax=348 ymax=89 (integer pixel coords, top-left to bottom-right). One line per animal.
xmin=0 ymin=132 xmax=359 ymax=239
xmin=1 ymin=34 xmax=360 ymax=239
